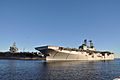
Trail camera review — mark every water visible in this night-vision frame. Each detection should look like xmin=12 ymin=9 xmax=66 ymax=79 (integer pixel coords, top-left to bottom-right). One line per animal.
xmin=0 ymin=59 xmax=120 ymax=80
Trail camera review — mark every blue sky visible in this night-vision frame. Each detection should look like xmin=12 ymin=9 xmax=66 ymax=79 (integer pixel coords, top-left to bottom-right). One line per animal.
xmin=0 ymin=0 xmax=120 ymax=57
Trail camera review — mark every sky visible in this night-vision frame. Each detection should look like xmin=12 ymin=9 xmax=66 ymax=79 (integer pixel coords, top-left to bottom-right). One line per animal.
xmin=0 ymin=0 xmax=120 ymax=57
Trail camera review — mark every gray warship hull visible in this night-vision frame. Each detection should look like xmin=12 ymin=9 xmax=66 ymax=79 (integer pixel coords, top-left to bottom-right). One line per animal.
xmin=35 ymin=46 xmax=114 ymax=60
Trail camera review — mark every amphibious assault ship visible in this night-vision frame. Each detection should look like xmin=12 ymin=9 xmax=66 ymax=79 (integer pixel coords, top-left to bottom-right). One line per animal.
xmin=35 ymin=40 xmax=114 ymax=60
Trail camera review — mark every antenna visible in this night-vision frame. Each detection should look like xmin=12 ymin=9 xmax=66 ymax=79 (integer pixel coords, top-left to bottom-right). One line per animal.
xmin=9 ymin=42 xmax=18 ymax=53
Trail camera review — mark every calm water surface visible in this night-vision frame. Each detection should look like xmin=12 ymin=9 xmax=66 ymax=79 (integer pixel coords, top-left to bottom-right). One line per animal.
xmin=0 ymin=59 xmax=120 ymax=80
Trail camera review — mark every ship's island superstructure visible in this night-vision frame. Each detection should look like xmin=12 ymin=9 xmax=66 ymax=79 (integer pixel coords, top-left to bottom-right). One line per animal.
xmin=9 ymin=42 xmax=18 ymax=53
xmin=35 ymin=39 xmax=114 ymax=60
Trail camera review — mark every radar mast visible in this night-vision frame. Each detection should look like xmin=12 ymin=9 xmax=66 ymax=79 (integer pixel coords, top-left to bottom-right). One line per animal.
xmin=9 ymin=42 xmax=18 ymax=53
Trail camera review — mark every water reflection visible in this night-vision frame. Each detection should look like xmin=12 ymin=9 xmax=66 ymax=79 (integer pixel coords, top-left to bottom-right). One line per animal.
xmin=0 ymin=60 xmax=119 ymax=80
